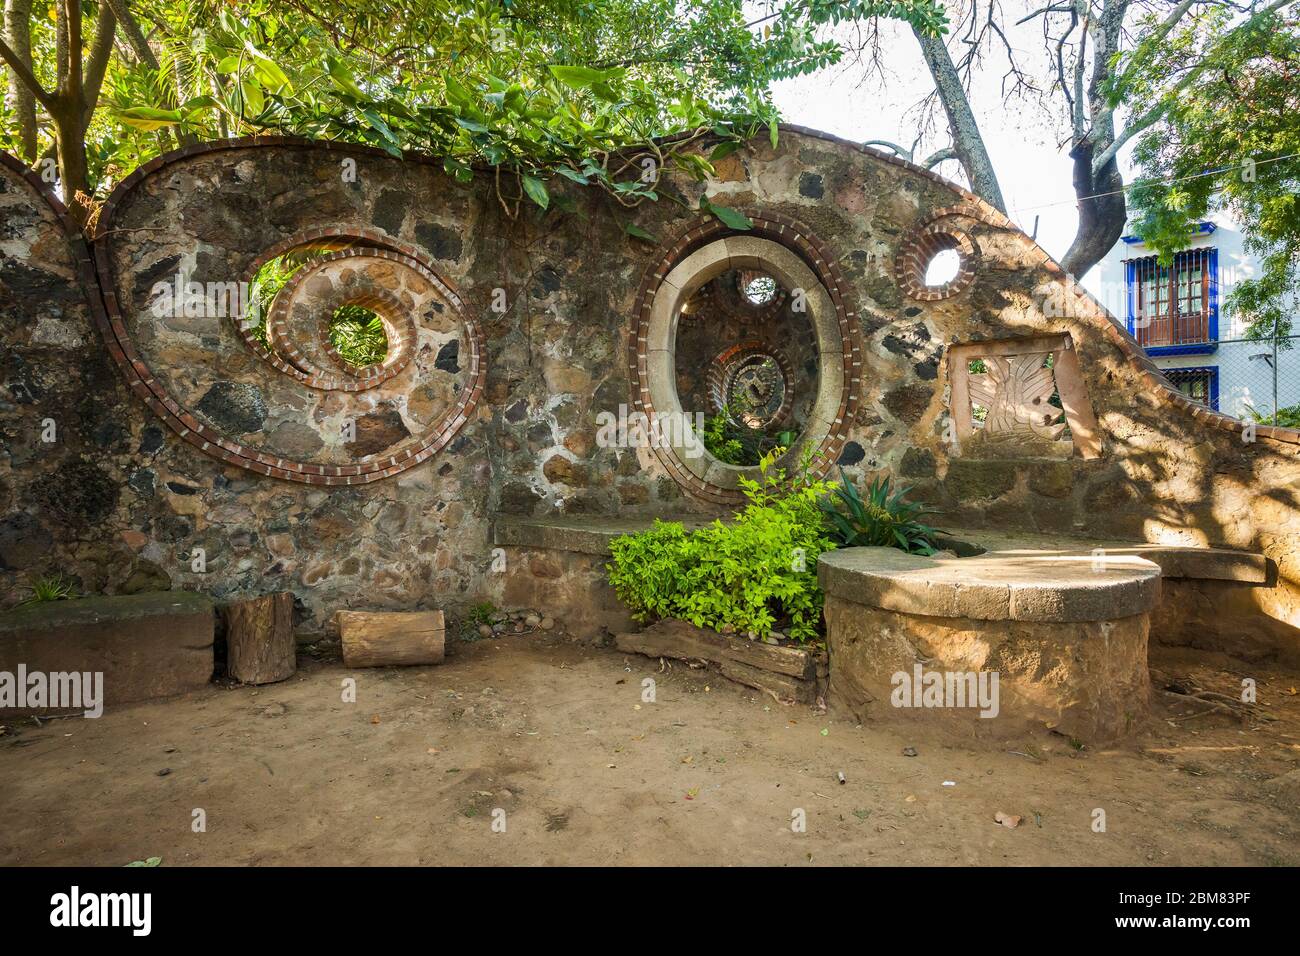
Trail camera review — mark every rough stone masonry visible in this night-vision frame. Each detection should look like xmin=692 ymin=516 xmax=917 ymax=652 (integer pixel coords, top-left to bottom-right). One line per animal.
xmin=1 ymin=127 xmax=1296 ymax=655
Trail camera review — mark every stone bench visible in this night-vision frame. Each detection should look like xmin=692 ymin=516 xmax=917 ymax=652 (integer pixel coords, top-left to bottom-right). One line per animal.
xmin=0 ymin=592 xmax=215 ymax=716
xmin=817 ymin=547 xmax=1162 ymax=742
xmin=491 ymin=515 xmax=725 ymax=640
xmin=493 ymin=514 xmax=1278 ymax=662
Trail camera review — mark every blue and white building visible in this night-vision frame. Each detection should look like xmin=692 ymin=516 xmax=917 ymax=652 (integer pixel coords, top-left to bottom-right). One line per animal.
xmin=1091 ymin=210 xmax=1298 ymax=421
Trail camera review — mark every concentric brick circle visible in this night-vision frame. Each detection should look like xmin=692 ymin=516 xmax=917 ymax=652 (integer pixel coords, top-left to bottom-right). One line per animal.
xmin=247 ymin=248 xmax=420 ymax=392
xmin=93 ymin=217 xmax=484 ymax=485
xmin=705 ymin=342 xmax=795 ymax=428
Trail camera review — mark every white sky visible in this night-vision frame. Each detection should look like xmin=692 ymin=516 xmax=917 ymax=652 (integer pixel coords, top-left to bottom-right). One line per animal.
xmin=764 ymin=1 xmax=1139 ymax=285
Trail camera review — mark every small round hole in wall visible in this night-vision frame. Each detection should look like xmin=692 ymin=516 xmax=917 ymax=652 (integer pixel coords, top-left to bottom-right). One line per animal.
xmin=895 ymin=225 xmax=977 ymax=301
xmin=738 ymin=270 xmax=778 ymax=307
xmin=328 ymin=304 xmax=388 ymax=368
xmin=924 ymin=247 xmax=962 ymax=287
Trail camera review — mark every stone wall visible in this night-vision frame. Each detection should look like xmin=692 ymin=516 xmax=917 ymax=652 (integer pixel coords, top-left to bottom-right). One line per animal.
xmin=2 ymin=128 xmax=1297 ymax=649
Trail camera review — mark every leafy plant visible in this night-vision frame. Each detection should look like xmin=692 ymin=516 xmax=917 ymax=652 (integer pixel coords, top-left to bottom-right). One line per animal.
xmin=701 ymin=404 xmax=796 ymax=466
xmin=17 ymin=575 xmax=78 ymax=607
xmin=328 ymin=306 xmax=388 ymax=367
xmin=607 ymin=448 xmax=834 ymax=641
xmin=702 ymin=408 xmax=746 ymax=464
xmin=1126 ymin=5 xmax=1300 ymax=342
xmin=1245 ymin=402 xmax=1300 ymax=429
xmin=458 ymin=601 xmax=497 ymax=641
xmin=819 ymin=471 xmax=941 ymax=555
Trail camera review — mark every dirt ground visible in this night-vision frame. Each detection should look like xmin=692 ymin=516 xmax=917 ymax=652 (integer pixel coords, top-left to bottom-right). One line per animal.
xmin=2 ymin=633 xmax=1298 ymax=867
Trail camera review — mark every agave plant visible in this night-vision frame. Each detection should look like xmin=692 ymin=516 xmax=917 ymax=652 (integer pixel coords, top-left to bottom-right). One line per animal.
xmin=17 ymin=574 xmax=78 ymax=607
xmin=819 ymin=471 xmax=941 ymax=555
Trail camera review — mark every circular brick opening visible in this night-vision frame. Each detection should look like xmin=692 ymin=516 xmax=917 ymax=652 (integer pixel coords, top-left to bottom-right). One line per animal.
xmin=924 ymin=247 xmax=961 ymax=287
xmin=638 ymin=232 xmax=853 ymax=498
xmin=738 ymin=270 xmax=779 ymax=307
xmin=896 ymin=227 xmax=976 ymax=301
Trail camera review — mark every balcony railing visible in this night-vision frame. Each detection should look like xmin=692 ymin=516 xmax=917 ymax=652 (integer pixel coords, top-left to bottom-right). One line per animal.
xmin=1132 ymin=309 xmax=1211 ymax=349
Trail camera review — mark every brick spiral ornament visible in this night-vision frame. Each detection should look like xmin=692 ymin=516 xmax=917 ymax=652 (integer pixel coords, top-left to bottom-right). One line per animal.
xmin=93 ymin=213 xmax=484 ymax=485
xmin=705 ymin=342 xmax=796 ymax=427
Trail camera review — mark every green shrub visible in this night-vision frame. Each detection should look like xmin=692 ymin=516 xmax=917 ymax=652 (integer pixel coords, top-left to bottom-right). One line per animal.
xmin=607 ymin=449 xmax=833 ymax=641
xmin=328 ymin=305 xmax=388 ymax=367
xmin=1245 ymin=402 xmax=1300 ymax=428
xmin=702 ymin=408 xmax=746 ymax=464
xmin=819 ymin=471 xmax=940 ymax=555
xmin=458 ymin=601 xmax=497 ymax=641
xmin=701 ymin=406 xmax=796 ymax=467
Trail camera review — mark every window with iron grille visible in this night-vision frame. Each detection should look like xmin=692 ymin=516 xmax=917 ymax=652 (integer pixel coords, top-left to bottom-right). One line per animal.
xmin=1124 ymin=248 xmax=1219 ymax=354
xmin=1163 ymin=366 xmax=1219 ymax=411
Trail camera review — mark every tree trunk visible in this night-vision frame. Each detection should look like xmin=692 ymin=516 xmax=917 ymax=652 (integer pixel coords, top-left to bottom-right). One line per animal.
xmin=51 ymin=102 xmax=89 ymax=201
xmin=911 ymin=23 xmax=1007 ymax=213
xmin=1060 ymin=139 xmax=1127 ymax=279
xmin=80 ymin=4 xmax=116 ymax=128
xmin=2 ymin=0 xmax=37 ymax=161
xmin=338 ymin=610 xmax=445 ymax=667
xmin=224 ymin=592 xmax=296 ymax=684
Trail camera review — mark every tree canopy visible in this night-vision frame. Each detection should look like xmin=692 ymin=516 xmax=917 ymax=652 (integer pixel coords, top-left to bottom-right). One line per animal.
xmin=1126 ymin=3 xmax=1300 ymax=339
xmin=0 ymin=0 xmax=946 ymax=216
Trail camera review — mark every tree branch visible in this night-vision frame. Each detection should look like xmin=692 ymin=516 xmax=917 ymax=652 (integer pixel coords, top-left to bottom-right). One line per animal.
xmin=81 ymin=2 xmax=117 ymax=126
xmin=1093 ymin=0 xmax=1293 ymax=172
xmin=911 ymin=22 xmax=1007 ymax=211
xmin=104 ymin=0 xmax=159 ymax=69
xmin=922 ymin=146 xmax=958 ymax=168
xmin=863 ymin=139 xmax=914 ymax=160
xmin=0 ymin=32 xmax=54 ymax=110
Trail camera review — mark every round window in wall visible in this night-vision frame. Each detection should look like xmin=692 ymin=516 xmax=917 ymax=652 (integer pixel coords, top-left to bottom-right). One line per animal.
xmin=638 ymin=228 xmax=857 ymax=501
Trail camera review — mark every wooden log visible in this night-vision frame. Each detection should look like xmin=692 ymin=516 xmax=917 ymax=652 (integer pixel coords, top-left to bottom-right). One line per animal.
xmin=224 ymin=592 xmax=296 ymax=685
xmin=338 ymin=610 xmax=445 ymax=667
xmin=614 ymin=619 xmax=815 ymax=679
xmin=719 ymin=659 xmax=815 ymax=705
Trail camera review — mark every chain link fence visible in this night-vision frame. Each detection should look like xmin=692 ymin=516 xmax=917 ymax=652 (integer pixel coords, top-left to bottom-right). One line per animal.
xmin=1152 ymin=334 xmax=1299 ymax=428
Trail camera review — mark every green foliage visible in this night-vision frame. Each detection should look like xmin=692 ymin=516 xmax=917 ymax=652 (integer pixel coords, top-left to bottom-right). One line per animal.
xmin=466 ymin=601 xmax=496 ymax=623
xmin=328 ymin=306 xmax=387 ymax=367
xmin=17 ymin=574 xmax=77 ymax=607
xmin=819 ymin=471 xmax=940 ymax=555
xmin=702 ymin=408 xmax=746 ymax=464
xmin=458 ymin=601 xmax=497 ymax=641
xmin=1245 ymin=402 xmax=1300 ymax=429
xmin=245 ymin=254 xmax=304 ymax=348
xmin=701 ymin=404 xmax=796 ymax=466
xmin=606 ymin=449 xmax=834 ymax=641
xmin=1126 ymin=5 xmax=1300 ymax=340
xmin=3 ymin=0 xmax=949 ymax=203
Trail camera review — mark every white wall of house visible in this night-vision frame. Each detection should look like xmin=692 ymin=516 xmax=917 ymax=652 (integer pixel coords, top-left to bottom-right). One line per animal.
xmin=1084 ymin=208 xmax=1299 ymax=421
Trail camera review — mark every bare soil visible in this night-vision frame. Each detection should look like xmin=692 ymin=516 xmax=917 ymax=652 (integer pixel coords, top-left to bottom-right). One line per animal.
xmin=2 ymin=635 xmax=1298 ymax=866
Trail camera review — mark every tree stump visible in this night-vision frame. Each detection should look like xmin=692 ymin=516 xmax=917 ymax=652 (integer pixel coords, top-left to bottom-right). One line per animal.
xmin=224 ymin=592 xmax=296 ymax=684
xmin=338 ymin=610 xmax=445 ymax=667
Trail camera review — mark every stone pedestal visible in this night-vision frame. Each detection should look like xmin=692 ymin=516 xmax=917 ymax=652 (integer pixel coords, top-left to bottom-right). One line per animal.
xmin=818 ymin=547 xmax=1160 ymax=742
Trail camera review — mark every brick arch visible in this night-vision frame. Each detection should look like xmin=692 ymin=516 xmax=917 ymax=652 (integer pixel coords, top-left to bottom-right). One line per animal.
xmin=631 ymin=212 xmax=863 ymax=504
